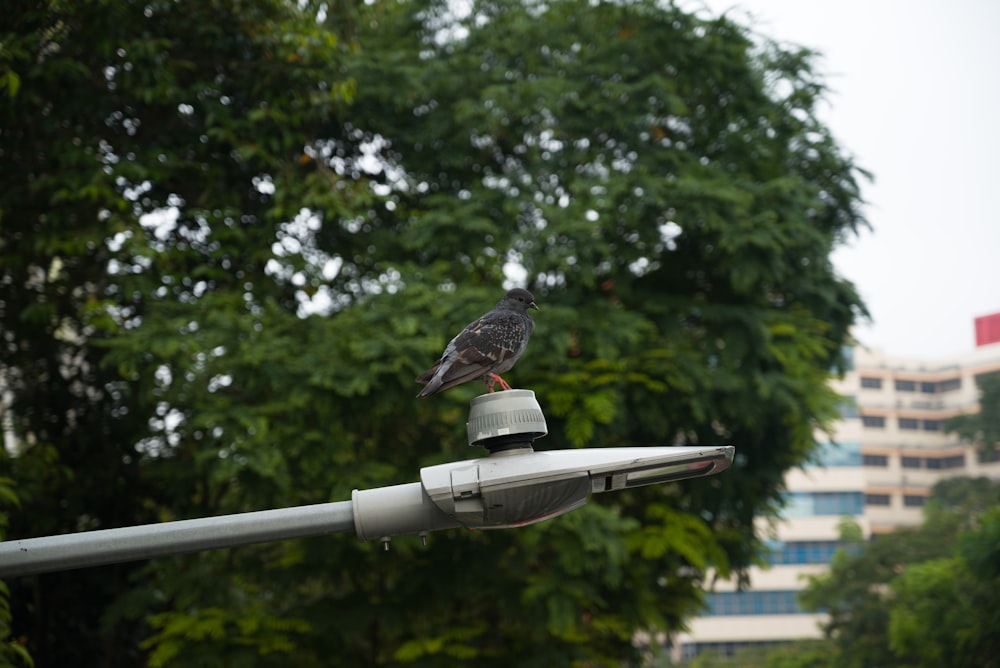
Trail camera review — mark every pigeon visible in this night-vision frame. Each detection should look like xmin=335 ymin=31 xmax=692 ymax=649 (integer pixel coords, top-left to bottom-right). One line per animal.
xmin=416 ymin=288 xmax=539 ymax=397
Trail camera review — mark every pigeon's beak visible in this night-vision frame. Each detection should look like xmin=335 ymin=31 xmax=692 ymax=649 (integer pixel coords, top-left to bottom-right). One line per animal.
xmin=529 ymin=301 xmax=539 ymax=311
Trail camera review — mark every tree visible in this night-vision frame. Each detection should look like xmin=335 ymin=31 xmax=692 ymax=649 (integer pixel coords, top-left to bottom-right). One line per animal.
xmin=887 ymin=506 xmax=1000 ymax=668
xmin=2 ymin=1 xmax=354 ymax=664
xmin=800 ymin=477 xmax=1000 ymax=668
xmin=946 ymin=373 xmax=1000 ymax=453
xmin=1 ymin=0 xmax=868 ymax=665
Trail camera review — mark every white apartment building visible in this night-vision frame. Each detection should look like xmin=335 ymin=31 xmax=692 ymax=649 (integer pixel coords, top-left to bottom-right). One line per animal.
xmin=674 ymin=328 xmax=1000 ymax=661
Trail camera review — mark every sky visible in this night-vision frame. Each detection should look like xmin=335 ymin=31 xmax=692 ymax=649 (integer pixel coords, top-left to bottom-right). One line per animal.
xmin=694 ymin=0 xmax=1000 ymax=359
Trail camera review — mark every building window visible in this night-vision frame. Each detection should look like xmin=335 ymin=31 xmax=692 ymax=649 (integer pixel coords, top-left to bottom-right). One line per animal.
xmin=903 ymin=495 xmax=926 ymax=507
xmin=784 ymin=491 xmax=864 ymax=517
xmin=901 ymin=456 xmax=922 ymax=469
xmin=861 ymin=415 xmax=886 ymax=428
xmin=813 ymin=441 xmax=862 ymax=467
xmin=863 ymin=454 xmax=888 ymax=467
xmin=703 ymin=590 xmax=804 ymax=616
xmin=898 ymin=418 xmax=919 ymax=430
xmin=860 ymin=377 xmax=883 ymax=389
xmin=920 ymin=381 xmax=936 ymax=394
xmin=922 ymin=420 xmax=942 ymax=432
xmin=895 ymin=380 xmax=917 ymax=392
xmin=765 ymin=540 xmax=859 ymax=565
xmin=838 ymin=399 xmax=860 ymax=419
xmin=943 ymin=454 xmax=965 ymax=468
xmin=681 ymin=641 xmax=787 ymax=661
xmin=937 ymin=378 xmax=961 ymax=392
xmin=813 ymin=492 xmax=863 ymax=515
xmin=865 ymin=493 xmax=891 ymax=506
xmin=926 ymin=455 xmax=965 ymax=469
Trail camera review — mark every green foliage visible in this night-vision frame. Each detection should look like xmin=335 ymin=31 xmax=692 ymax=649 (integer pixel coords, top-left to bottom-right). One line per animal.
xmin=660 ymin=639 xmax=832 ymax=668
xmin=755 ymin=641 xmax=836 ymax=668
xmin=141 ymin=606 xmax=312 ymax=668
xmin=887 ymin=558 xmax=961 ymax=667
xmin=0 ymin=474 xmax=32 ymax=668
xmin=1 ymin=0 xmax=867 ymax=665
xmin=886 ymin=506 xmax=1000 ymax=668
xmin=945 ymin=373 xmax=1000 ymax=453
xmin=799 ymin=477 xmax=1000 ymax=668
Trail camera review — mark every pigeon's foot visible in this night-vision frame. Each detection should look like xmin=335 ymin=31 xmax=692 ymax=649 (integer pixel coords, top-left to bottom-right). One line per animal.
xmin=487 ymin=373 xmax=513 ymax=391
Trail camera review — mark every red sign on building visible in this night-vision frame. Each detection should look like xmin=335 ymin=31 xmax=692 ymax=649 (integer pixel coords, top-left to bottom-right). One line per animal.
xmin=975 ymin=312 xmax=1000 ymax=347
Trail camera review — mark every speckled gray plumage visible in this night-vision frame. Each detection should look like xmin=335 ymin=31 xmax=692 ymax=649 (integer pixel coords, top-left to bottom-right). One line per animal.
xmin=416 ymin=288 xmax=538 ymax=397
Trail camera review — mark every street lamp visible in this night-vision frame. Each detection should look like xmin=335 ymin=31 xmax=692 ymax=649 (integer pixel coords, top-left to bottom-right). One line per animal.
xmin=0 ymin=390 xmax=733 ymax=577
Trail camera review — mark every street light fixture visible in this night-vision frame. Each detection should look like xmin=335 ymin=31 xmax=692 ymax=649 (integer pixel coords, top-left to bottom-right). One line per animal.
xmin=0 ymin=390 xmax=733 ymax=577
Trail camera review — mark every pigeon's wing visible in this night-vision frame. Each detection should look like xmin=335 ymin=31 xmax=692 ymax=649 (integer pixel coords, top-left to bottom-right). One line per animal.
xmin=417 ymin=312 xmax=531 ymax=395
xmin=450 ymin=311 xmax=531 ymax=369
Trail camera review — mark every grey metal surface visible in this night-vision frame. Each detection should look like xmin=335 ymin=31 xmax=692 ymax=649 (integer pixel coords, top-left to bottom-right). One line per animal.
xmin=0 ymin=501 xmax=356 ymax=577
xmin=466 ymin=389 xmax=547 ymax=447
xmin=421 ymin=445 xmax=736 ymax=530
xmin=351 ymin=482 xmax=462 ymax=542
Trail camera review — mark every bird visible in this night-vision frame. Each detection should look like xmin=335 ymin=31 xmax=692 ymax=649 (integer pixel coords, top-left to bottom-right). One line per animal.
xmin=416 ymin=288 xmax=539 ymax=397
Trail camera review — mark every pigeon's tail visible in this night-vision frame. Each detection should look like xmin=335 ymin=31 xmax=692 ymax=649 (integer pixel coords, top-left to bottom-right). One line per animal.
xmin=416 ymin=361 xmax=490 ymax=397
xmin=416 ymin=377 xmax=443 ymax=398
xmin=415 ymin=364 xmax=444 ymax=397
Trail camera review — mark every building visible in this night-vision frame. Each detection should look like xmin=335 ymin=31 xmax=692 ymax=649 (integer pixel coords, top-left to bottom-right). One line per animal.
xmin=674 ymin=322 xmax=1000 ymax=661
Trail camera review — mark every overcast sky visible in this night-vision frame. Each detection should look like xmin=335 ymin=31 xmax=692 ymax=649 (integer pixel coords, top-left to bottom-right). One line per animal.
xmin=693 ymin=0 xmax=1000 ymax=359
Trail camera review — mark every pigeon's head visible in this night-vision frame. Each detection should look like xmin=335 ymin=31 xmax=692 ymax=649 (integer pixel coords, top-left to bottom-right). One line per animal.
xmin=501 ymin=288 xmax=539 ymax=313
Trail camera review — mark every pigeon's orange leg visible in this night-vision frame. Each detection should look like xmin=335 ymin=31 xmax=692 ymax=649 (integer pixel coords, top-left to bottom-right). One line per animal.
xmin=487 ymin=373 xmax=512 ymax=391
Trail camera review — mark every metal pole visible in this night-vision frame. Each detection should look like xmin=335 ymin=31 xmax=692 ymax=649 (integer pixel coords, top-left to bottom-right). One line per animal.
xmin=0 ymin=500 xmax=356 ymax=578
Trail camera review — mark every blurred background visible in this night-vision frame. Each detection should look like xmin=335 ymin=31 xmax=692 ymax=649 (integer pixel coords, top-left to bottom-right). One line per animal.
xmin=1 ymin=1 xmax=997 ymax=666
